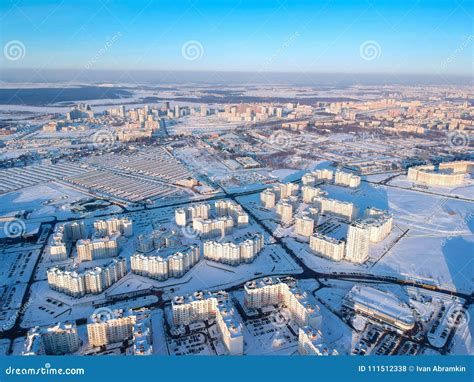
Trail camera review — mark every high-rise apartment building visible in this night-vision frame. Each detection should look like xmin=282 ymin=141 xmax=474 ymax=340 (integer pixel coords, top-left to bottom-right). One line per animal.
xmin=23 ymin=322 xmax=80 ymax=355
xmin=172 ymin=291 xmax=243 ymax=355
xmin=345 ymin=221 xmax=370 ymax=263
xmin=203 ymin=233 xmax=264 ymax=265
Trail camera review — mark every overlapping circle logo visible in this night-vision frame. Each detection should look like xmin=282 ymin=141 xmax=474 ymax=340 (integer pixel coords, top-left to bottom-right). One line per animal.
xmin=4 ymin=40 xmax=26 ymax=61
xmin=447 ymin=131 xmax=469 ymax=149
xmin=360 ymin=40 xmax=381 ymax=61
xmin=269 ymin=130 xmax=301 ymax=149
xmin=181 ymin=223 xmax=200 ymax=239
xmin=91 ymin=307 xmax=116 ymax=321
xmin=3 ymin=219 xmax=26 ymax=238
xmin=92 ymin=129 xmax=115 ymax=148
xmin=181 ymin=40 xmax=204 ymax=61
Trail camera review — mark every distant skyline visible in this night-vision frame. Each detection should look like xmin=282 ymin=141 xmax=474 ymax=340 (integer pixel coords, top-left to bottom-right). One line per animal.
xmin=0 ymin=0 xmax=473 ymax=79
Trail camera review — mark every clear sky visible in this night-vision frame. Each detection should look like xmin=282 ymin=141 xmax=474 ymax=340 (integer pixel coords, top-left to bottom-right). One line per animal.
xmin=0 ymin=0 xmax=472 ymax=77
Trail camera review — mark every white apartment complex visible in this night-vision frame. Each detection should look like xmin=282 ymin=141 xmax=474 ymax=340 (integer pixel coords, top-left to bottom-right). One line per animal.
xmin=131 ymin=245 xmax=200 ymax=280
xmin=309 ymin=233 xmax=346 ymax=261
xmin=345 ymin=221 xmax=370 ymax=263
xmin=87 ymin=308 xmax=152 ymax=350
xmin=334 ymin=170 xmax=361 ymax=188
xmin=193 ymin=216 xmax=234 ymax=238
xmin=244 ymin=278 xmax=322 ymax=328
xmin=203 ymin=233 xmax=264 ymax=265
xmin=301 ymin=185 xmax=326 ymax=203
xmin=47 ymin=257 xmax=127 ymax=297
xmin=365 ymin=207 xmax=393 ymax=242
xmin=276 ymin=200 xmax=293 ymax=224
xmin=93 ymin=217 xmax=133 ymax=237
xmin=76 ymin=235 xmax=119 ymax=262
xmin=313 ymin=196 xmax=357 ymax=221
xmin=215 ymin=200 xmax=249 ymax=226
xmin=49 ymin=221 xmax=88 ymax=261
xmin=295 ymin=214 xmax=314 ymax=237
xmin=23 ymin=322 xmax=80 ymax=355
xmin=260 ymin=189 xmax=276 ymax=209
xmin=172 ymin=291 xmax=243 ymax=355
xmin=175 ymin=203 xmax=211 ymax=227
xmin=407 ymin=161 xmax=472 ymax=187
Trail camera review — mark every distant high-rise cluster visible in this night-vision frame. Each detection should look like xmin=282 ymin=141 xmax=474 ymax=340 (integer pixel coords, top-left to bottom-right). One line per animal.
xmin=172 ymin=291 xmax=243 ymax=355
xmin=302 ymin=169 xmax=360 ymax=189
xmin=131 ymin=245 xmax=200 ymax=280
xmin=218 ymin=104 xmax=283 ymax=123
xmin=66 ymin=103 xmax=94 ymax=121
xmin=203 ymin=233 xmax=264 ymax=265
xmin=260 ymin=174 xmax=393 ymax=265
xmin=46 ymin=257 xmax=127 ymax=297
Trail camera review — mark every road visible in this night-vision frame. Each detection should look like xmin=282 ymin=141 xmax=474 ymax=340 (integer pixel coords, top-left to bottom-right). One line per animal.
xmin=1 ymin=173 xmax=471 ymax=355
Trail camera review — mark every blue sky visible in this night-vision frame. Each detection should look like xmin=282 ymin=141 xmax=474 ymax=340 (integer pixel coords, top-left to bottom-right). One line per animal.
xmin=0 ymin=0 xmax=472 ymax=76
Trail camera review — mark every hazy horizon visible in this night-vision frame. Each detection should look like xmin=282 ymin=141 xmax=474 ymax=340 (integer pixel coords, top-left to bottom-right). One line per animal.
xmin=1 ymin=68 xmax=472 ymax=86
